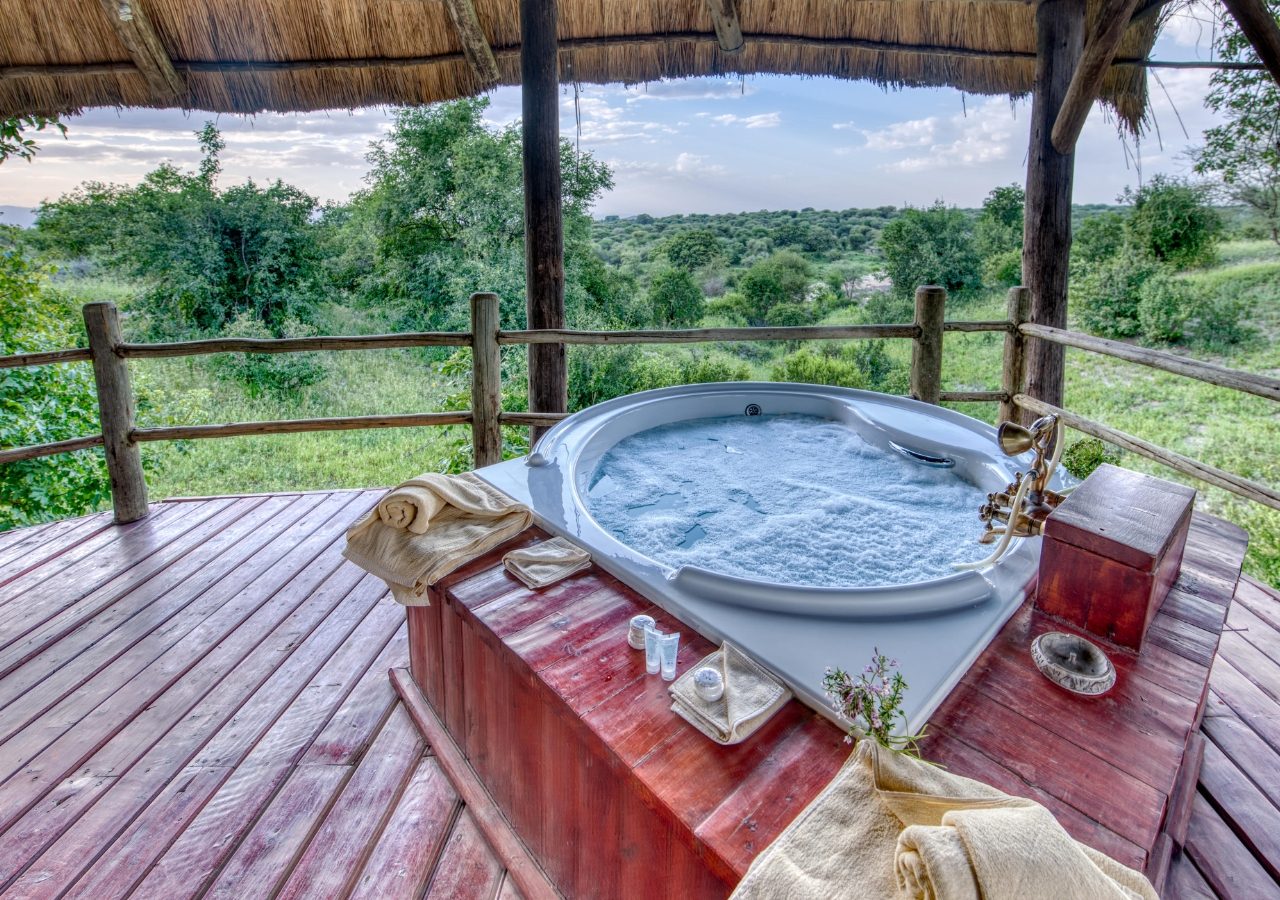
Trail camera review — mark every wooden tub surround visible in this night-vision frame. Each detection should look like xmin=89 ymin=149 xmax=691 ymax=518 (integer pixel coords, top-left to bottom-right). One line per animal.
xmin=408 ymin=509 xmax=1247 ymax=898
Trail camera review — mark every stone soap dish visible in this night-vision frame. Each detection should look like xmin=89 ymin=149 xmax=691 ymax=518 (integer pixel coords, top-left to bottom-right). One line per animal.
xmin=1031 ymin=631 xmax=1116 ymax=696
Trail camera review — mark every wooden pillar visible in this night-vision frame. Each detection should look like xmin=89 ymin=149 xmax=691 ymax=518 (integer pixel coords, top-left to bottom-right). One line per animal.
xmin=1022 ymin=0 xmax=1085 ymax=419
xmin=1219 ymin=0 xmax=1280 ymax=86
xmin=521 ymin=0 xmax=566 ymax=444
xmin=1000 ymin=286 xmax=1032 ymax=424
xmin=910 ymin=286 xmax=946 ymax=405
xmin=83 ymin=302 xmax=149 ymax=523
xmin=470 ymin=292 xmax=503 ymax=469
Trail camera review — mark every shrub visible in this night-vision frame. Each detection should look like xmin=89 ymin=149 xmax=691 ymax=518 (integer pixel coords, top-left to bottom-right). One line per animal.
xmin=1137 ymin=271 xmax=1196 ymax=343
xmin=772 ymin=349 xmax=867 ymax=389
xmin=982 ymin=249 xmax=1022 ymax=288
xmin=1072 ymin=212 xmax=1127 ymax=268
xmin=878 ymin=202 xmax=982 ymax=300
xmin=736 ymin=251 xmax=812 ymax=325
xmin=568 ymin=345 xmax=750 ymax=409
xmin=1072 ymin=252 xmax=1162 ymax=339
xmin=1186 ymin=289 xmax=1256 ymax=350
xmin=1121 ymin=175 xmax=1222 ymax=269
xmin=1061 ymin=438 xmax=1122 ymax=480
xmin=209 ymin=312 xmax=327 ymax=397
xmin=646 ymin=268 xmax=704 ymax=327
xmin=0 ymin=251 xmax=109 ymax=528
xmin=764 ymin=302 xmax=813 ymax=327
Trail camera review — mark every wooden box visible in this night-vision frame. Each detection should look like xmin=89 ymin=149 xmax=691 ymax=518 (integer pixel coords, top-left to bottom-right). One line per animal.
xmin=1036 ymin=464 xmax=1195 ymax=650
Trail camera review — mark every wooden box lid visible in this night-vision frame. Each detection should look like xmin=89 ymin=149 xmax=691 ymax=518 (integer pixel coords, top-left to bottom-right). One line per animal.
xmin=1044 ymin=464 xmax=1195 ymax=572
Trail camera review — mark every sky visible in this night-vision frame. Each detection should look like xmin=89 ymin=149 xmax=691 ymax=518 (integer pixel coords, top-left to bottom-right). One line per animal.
xmin=0 ymin=6 xmax=1229 ymax=221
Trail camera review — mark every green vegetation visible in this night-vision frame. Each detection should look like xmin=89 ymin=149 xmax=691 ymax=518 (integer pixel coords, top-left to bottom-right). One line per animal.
xmin=1 ymin=99 xmax=1277 ymax=586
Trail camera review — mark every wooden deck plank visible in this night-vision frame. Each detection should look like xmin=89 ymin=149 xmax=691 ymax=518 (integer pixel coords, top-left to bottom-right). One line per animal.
xmin=348 ymin=758 xmax=461 ymax=900
xmin=273 ymin=705 xmax=425 ymax=900
xmin=1166 ymin=850 xmax=1219 ymax=900
xmin=1197 ymin=740 xmax=1280 ymax=882
xmin=1183 ymin=793 xmax=1279 ymax=900
xmin=0 ymin=502 xmax=190 ymax=640
xmin=0 ymin=492 xmax=368 ymax=819
xmin=1201 ymin=694 xmax=1280 ymax=811
xmin=0 ymin=492 xmax=331 ymax=745
xmin=0 ymin=495 xmax=272 ymax=684
xmin=423 ymin=809 xmax=505 ymax=900
xmin=0 ymin=512 xmax=113 ymax=589
xmin=1209 ymin=659 xmax=1280 ymax=754
xmin=65 ymin=604 xmax=406 ymax=899
xmin=0 ymin=558 xmax=389 ymax=892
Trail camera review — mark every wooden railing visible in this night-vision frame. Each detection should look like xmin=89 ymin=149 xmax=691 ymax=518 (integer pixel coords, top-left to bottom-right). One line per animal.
xmin=2 ymin=286 xmax=1277 ymax=524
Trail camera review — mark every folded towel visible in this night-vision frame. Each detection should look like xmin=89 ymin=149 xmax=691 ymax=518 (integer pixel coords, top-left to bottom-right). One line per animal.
xmin=669 ymin=642 xmax=791 ymax=745
xmin=731 ymin=741 xmax=1157 ymax=900
xmin=502 ymin=536 xmax=591 ymax=590
xmin=343 ymin=472 xmax=532 ymax=605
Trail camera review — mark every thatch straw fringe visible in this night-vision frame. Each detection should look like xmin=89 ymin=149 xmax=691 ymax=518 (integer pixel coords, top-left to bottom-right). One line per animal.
xmin=0 ymin=0 xmax=1160 ymax=129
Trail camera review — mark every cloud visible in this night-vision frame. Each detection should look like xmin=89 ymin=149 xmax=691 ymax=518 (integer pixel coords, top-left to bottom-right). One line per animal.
xmin=623 ymin=79 xmax=755 ymax=103
xmin=560 ymin=93 xmax=675 ymax=145
xmin=862 ymin=99 xmax=1016 ymax=172
xmin=709 ymin=112 xmax=781 ymax=128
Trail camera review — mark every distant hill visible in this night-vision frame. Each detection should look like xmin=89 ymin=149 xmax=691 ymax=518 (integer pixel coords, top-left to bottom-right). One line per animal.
xmin=0 ymin=205 xmax=36 ymax=228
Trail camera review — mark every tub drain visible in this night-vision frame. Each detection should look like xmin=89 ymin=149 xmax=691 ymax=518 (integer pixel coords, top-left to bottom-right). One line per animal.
xmin=744 ymin=403 xmax=762 ymax=417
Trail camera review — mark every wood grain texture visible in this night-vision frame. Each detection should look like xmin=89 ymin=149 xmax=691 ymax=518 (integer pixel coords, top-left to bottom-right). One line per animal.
xmin=83 ymin=302 xmax=148 ymax=523
xmin=1051 ymin=0 xmax=1144 ymax=152
xmin=0 ymin=494 xmax=1275 ymax=897
xmin=1000 ymin=286 xmax=1032 ymax=424
xmin=470 ymin=292 xmax=503 ymax=468
xmin=910 ymin=285 xmax=946 ymax=405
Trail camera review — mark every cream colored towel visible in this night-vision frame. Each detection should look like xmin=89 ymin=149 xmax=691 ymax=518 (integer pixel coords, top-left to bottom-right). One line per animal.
xmin=343 ymin=472 xmax=531 ymax=605
xmin=731 ymin=741 xmax=1157 ymax=900
xmin=502 ymin=536 xmax=591 ymax=590
xmin=669 ymin=642 xmax=792 ymax=745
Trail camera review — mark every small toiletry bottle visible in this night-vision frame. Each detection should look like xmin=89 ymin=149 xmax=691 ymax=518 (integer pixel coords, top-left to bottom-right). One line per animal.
xmin=658 ymin=632 xmax=680 ymax=682
xmin=644 ymin=625 xmax=662 ymax=675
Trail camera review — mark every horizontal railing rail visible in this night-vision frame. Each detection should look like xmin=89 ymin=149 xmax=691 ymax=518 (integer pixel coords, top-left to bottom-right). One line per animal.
xmin=1014 ymin=394 xmax=1280 ymax=512
xmin=2 ymin=284 xmax=1275 ymax=529
xmin=1020 ymin=323 xmax=1280 ymax=403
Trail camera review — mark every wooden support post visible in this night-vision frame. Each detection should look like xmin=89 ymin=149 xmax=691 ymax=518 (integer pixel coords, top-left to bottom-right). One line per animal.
xmin=1220 ymin=0 xmax=1280 ymax=85
xmin=470 ymin=292 xmax=503 ymax=469
xmin=83 ymin=302 xmax=149 ymax=523
xmin=441 ymin=0 xmax=500 ymax=86
xmin=1022 ymin=0 xmax=1085 ymax=414
xmin=705 ymin=0 xmax=745 ymax=53
xmin=96 ymin=0 xmax=184 ymax=100
xmin=910 ymin=286 xmax=946 ymax=405
xmin=521 ymin=0 xmax=566 ymax=446
xmin=1051 ymin=0 xmax=1144 ymax=154
xmin=1000 ymin=286 xmax=1032 ymax=424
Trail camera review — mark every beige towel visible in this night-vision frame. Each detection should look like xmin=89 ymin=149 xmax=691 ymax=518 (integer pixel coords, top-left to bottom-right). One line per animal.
xmin=731 ymin=741 xmax=1157 ymax=900
xmin=502 ymin=536 xmax=591 ymax=590
xmin=343 ymin=472 xmax=531 ymax=605
xmin=669 ymin=642 xmax=791 ymax=745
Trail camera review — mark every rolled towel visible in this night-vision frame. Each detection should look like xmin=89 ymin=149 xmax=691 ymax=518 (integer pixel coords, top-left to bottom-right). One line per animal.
xmin=344 ymin=472 xmax=532 ymax=605
xmin=503 ymin=536 xmax=591 ymax=590
xmin=669 ymin=642 xmax=791 ymax=745
xmin=896 ymin=804 xmax=1158 ymax=900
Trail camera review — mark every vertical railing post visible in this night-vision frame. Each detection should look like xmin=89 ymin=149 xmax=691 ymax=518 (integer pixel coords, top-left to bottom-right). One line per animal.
xmin=910 ymin=285 xmax=946 ymax=405
xmin=1000 ymin=286 xmax=1032 ymax=425
xmin=470 ymin=292 xmax=503 ymax=469
xmin=82 ymin=302 xmax=148 ymax=523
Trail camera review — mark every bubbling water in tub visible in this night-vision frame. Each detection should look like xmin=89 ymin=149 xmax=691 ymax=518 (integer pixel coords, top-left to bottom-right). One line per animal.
xmin=584 ymin=414 xmax=990 ymax=588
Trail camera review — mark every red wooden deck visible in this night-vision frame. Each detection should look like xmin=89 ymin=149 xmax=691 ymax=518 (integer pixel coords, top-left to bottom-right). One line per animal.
xmin=0 ymin=490 xmax=1277 ymax=898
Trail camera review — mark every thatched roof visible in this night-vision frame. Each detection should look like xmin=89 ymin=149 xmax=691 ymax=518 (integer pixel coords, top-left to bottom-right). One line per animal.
xmin=1 ymin=0 xmax=1163 ymax=130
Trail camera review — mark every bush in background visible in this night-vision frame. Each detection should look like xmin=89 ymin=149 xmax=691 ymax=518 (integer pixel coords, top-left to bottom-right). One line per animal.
xmin=209 ymin=312 xmax=327 ymax=398
xmin=1061 ymin=438 xmax=1123 ymax=480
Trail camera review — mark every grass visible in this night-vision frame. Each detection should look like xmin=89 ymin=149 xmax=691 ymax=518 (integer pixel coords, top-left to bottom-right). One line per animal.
xmin=133 ymin=341 xmax=466 ymax=499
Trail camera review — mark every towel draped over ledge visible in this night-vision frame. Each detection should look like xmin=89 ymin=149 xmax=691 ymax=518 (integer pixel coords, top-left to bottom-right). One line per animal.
xmin=731 ymin=740 xmax=1157 ymax=900
xmin=343 ymin=472 xmax=531 ymax=605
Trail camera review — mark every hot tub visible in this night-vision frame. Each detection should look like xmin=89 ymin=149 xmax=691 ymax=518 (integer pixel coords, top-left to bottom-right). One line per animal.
xmin=479 ymin=382 xmax=1050 ymax=730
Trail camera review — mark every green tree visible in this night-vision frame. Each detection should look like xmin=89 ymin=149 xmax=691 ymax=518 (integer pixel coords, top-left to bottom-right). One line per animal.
xmin=974 ymin=184 xmax=1024 ymax=258
xmin=1193 ymin=0 xmax=1280 ymax=243
xmin=733 ymin=250 xmax=812 ymax=326
xmin=0 ymin=115 xmax=65 ymax=164
xmin=1072 ymin=211 xmax=1127 ymax=269
xmin=357 ymin=99 xmax=613 ymax=332
xmin=646 ymin=268 xmax=704 ymax=327
xmin=1121 ymin=175 xmax=1222 ymax=268
xmin=877 ymin=202 xmax=982 ymax=299
xmin=659 ymin=229 xmax=724 ymax=271
xmin=36 ymin=124 xmax=325 ymax=336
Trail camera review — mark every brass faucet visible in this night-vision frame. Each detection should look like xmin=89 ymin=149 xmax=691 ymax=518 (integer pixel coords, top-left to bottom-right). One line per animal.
xmin=978 ymin=414 xmax=1066 ymax=544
